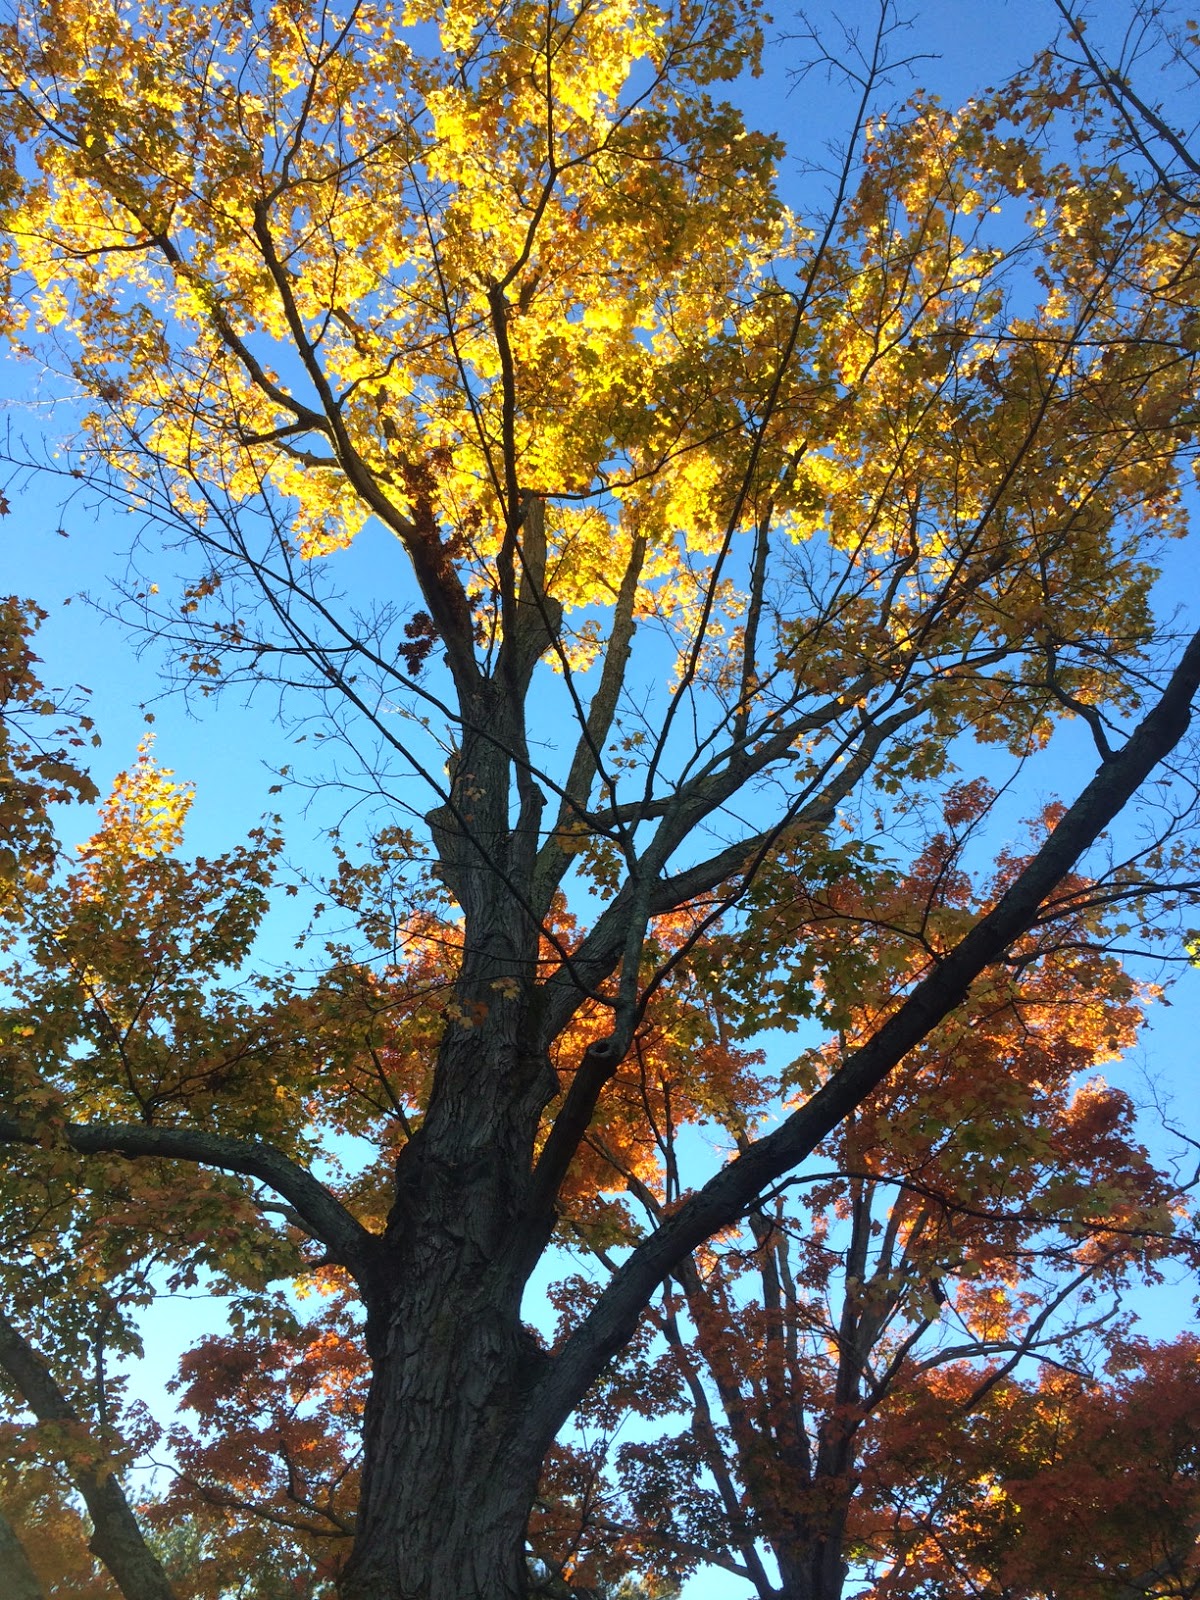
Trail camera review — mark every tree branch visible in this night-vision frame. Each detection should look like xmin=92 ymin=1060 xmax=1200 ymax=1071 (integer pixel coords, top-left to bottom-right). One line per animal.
xmin=523 ymin=622 xmax=1200 ymax=1448
xmin=0 ymin=1309 xmax=177 ymax=1600
xmin=0 ymin=1501 xmax=45 ymax=1600
xmin=0 ymin=1121 xmax=378 ymax=1287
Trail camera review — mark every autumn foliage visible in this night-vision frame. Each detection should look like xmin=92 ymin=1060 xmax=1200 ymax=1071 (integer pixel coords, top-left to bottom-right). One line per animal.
xmin=0 ymin=0 xmax=1199 ymax=1597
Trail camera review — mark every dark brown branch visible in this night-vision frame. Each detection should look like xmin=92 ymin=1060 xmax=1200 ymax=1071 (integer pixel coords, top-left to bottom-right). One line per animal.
xmin=527 ymin=703 xmax=912 ymax=1217
xmin=0 ymin=1501 xmax=46 ymax=1600
xmin=538 ymin=531 xmax=646 ymax=879
xmin=248 ymin=199 xmax=481 ymax=696
xmin=1054 ymin=2 xmax=1200 ymax=206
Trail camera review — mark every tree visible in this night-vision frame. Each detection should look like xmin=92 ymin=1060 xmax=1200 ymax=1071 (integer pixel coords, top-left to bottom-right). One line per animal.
xmin=0 ymin=0 xmax=1199 ymax=1596
xmin=535 ymin=789 xmax=1200 ymax=1596
xmin=861 ymin=1337 xmax=1200 ymax=1597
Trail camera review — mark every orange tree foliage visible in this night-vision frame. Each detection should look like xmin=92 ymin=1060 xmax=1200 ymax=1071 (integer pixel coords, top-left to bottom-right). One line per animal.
xmin=1 ymin=2 xmax=1200 ymax=1598
xmin=0 ymin=1451 xmax=120 ymax=1600
xmin=2 ymin=615 xmax=1199 ymax=1600
xmin=533 ymin=790 xmax=1200 ymax=1596
xmin=860 ymin=1337 xmax=1200 ymax=1598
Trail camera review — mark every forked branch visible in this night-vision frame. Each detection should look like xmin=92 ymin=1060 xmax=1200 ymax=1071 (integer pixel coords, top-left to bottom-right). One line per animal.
xmin=525 ymin=622 xmax=1200 ymax=1445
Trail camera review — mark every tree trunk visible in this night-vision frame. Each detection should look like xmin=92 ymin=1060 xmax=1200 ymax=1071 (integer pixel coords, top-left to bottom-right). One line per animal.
xmin=339 ymin=1164 xmax=549 ymax=1600
xmin=777 ymin=1543 xmax=850 ymax=1600
xmin=773 ymin=1510 xmax=852 ymax=1600
xmin=339 ymin=951 xmax=554 ymax=1599
xmin=339 ymin=1311 xmax=542 ymax=1600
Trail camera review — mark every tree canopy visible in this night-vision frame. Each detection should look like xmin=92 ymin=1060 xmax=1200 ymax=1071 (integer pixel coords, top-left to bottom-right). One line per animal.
xmin=0 ymin=0 xmax=1199 ymax=1597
